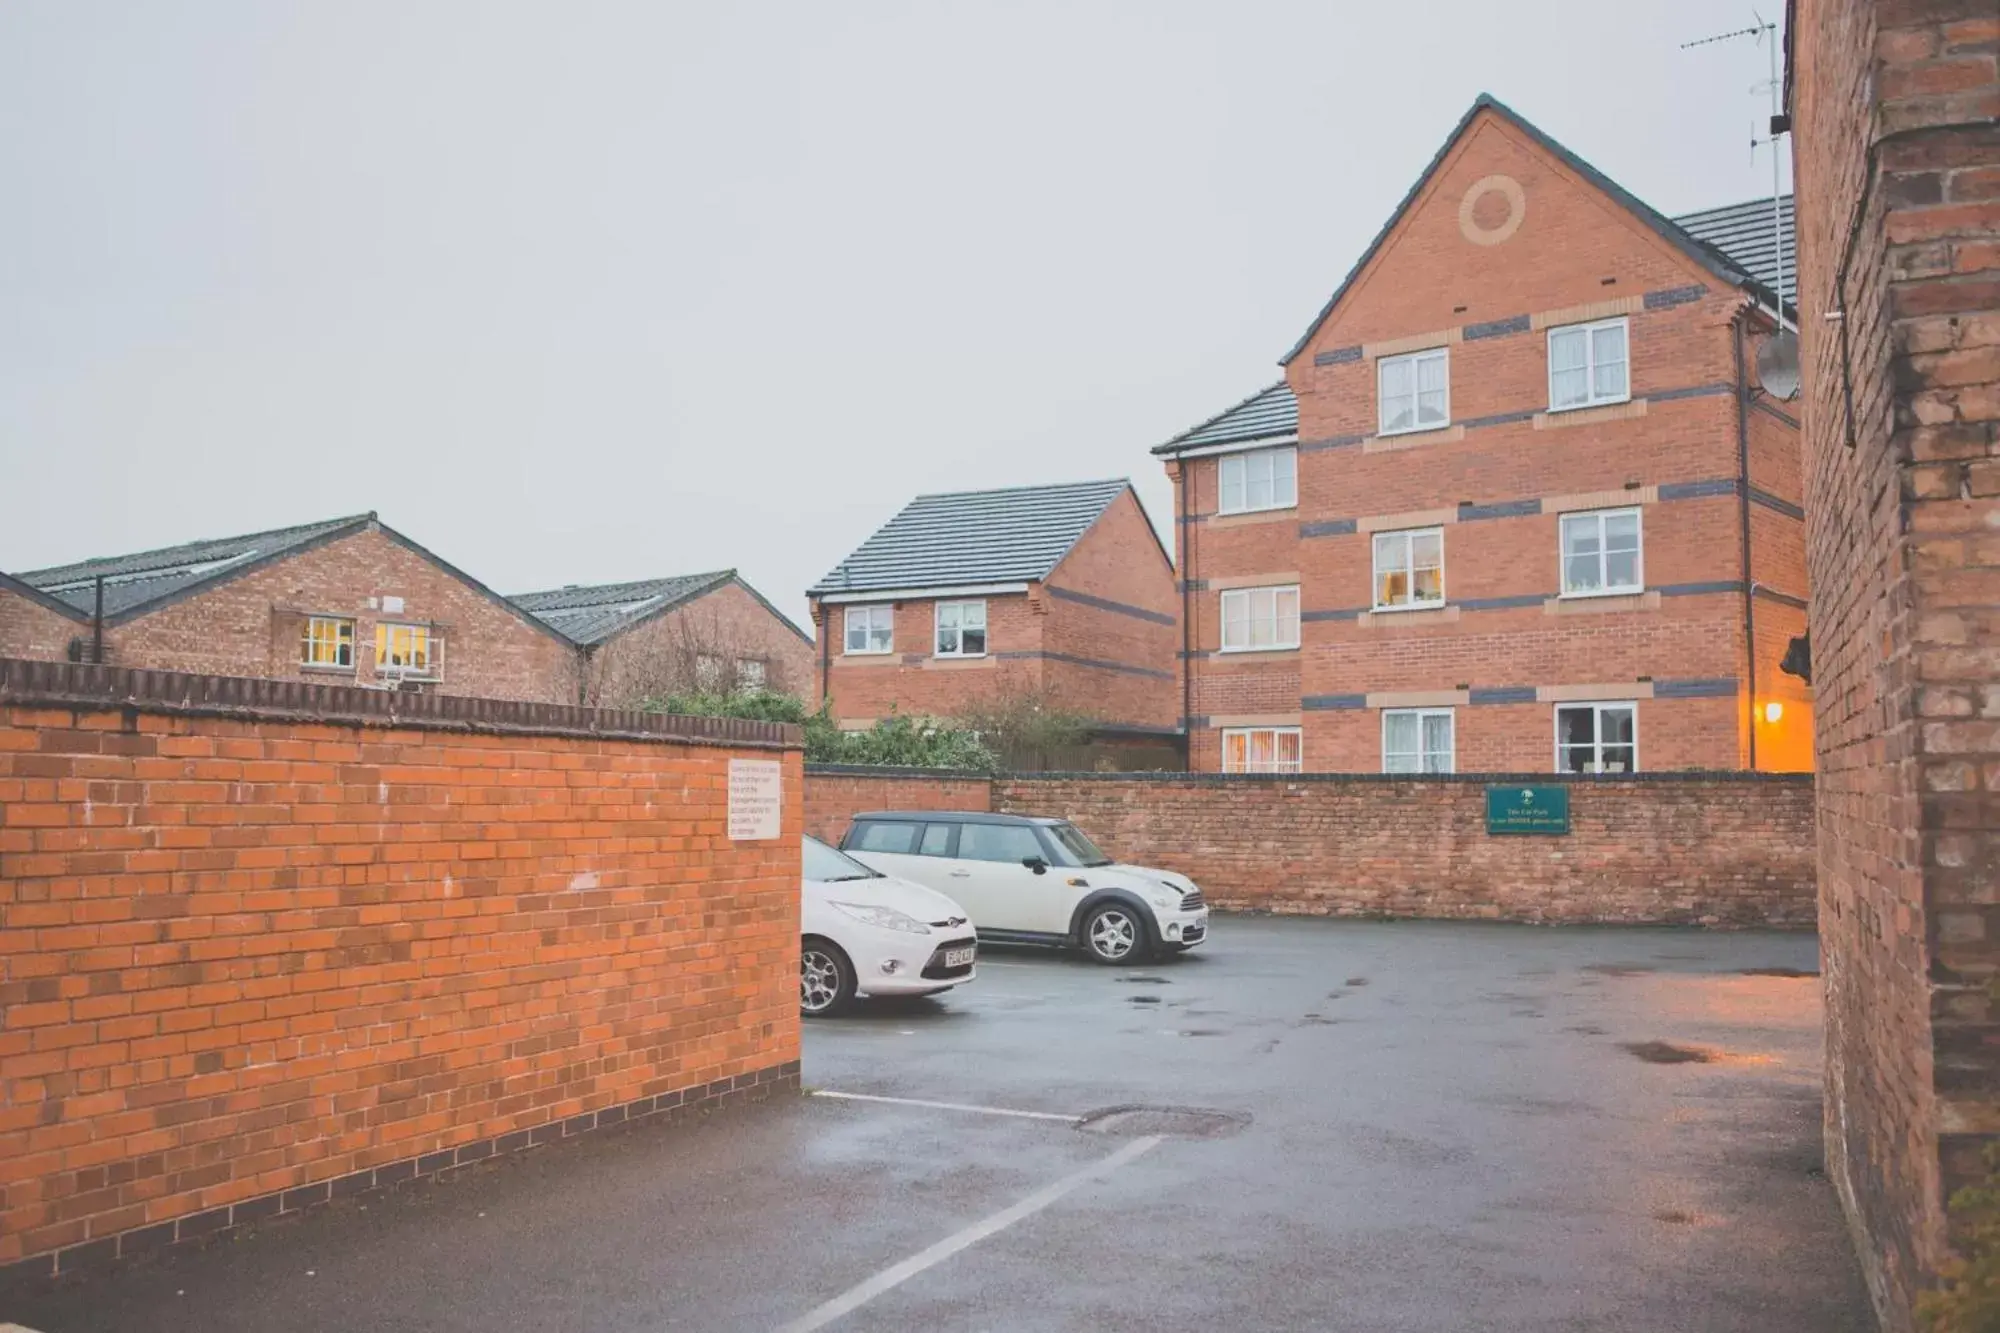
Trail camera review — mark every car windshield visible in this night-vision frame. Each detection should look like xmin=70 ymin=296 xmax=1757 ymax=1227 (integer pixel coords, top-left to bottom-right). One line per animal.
xmin=802 ymin=835 xmax=882 ymax=882
xmin=1044 ymin=821 xmax=1113 ymax=867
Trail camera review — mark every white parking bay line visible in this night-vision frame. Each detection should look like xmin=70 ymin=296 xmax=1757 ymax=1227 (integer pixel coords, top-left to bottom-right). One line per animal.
xmin=774 ymin=1135 xmax=1164 ymax=1333
xmin=810 ymin=1090 xmax=1080 ymax=1124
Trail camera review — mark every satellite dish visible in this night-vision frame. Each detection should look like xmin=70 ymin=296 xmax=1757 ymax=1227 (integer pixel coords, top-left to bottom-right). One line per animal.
xmin=1756 ymin=331 xmax=1801 ymax=401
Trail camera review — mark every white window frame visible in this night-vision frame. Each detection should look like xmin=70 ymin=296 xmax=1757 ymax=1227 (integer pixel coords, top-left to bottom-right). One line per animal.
xmin=1218 ymin=446 xmax=1298 ymax=516
xmin=300 ymin=615 xmax=355 ymax=670
xmin=1371 ymin=527 xmax=1446 ymax=611
xmin=1377 ymin=346 xmax=1450 ymax=436
xmin=933 ymin=599 xmax=988 ymax=658
xmin=1221 ymin=726 xmax=1304 ymax=774
xmin=843 ymin=604 xmax=894 ymax=656
xmin=734 ymin=658 xmax=767 ymax=692
xmin=1559 ymin=507 xmax=1645 ymax=598
xmin=1381 ymin=708 xmax=1456 ymax=774
xmin=1553 ymin=702 xmax=1640 ymax=774
xmin=1547 ymin=317 xmax=1631 ymax=411
xmin=374 ymin=622 xmax=440 ymax=680
xmin=1218 ymin=585 xmax=1301 ymax=653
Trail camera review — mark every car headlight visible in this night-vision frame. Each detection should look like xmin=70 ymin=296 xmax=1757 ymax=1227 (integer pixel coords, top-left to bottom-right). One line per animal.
xmin=829 ymin=902 xmax=931 ymax=935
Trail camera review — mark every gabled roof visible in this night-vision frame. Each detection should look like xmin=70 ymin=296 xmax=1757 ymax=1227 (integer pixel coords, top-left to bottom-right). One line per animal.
xmin=15 ymin=513 xmax=575 ymax=644
xmin=0 ymin=569 xmax=90 ymax=622
xmin=810 ymin=478 xmax=1138 ymax=596
xmin=1675 ymin=195 xmax=1795 ymax=306
xmin=1280 ymin=93 xmax=1774 ymax=366
xmin=18 ymin=514 xmax=375 ymax=620
xmin=511 ymin=570 xmax=776 ymax=646
xmin=1151 ymin=381 xmax=1298 ymax=457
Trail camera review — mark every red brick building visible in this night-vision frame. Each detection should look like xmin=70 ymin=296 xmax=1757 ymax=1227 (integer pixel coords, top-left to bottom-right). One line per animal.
xmin=0 ymin=571 xmax=89 ymax=663
xmin=2 ymin=514 xmax=581 ymax=702
xmin=806 ymin=479 xmax=1180 ymax=743
xmin=1790 ymin=2 xmax=2000 ymax=1326
xmin=512 ymin=571 xmax=814 ymax=708
xmin=1157 ymin=96 xmax=1811 ymax=776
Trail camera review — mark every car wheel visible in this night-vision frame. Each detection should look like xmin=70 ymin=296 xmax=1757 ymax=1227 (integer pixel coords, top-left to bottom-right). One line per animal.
xmin=801 ymin=937 xmax=857 ymax=1017
xmin=1081 ymin=904 xmax=1150 ymax=966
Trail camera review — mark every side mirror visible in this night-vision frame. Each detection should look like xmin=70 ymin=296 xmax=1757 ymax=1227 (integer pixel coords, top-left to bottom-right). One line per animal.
xmin=1022 ymin=856 xmax=1048 ymax=875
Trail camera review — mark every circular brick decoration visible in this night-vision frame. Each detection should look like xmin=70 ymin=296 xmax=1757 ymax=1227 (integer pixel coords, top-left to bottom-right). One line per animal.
xmin=1458 ymin=174 xmax=1526 ymax=246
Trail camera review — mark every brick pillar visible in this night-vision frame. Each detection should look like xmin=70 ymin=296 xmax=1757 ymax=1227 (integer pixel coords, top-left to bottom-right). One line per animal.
xmin=1792 ymin=3 xmax=2000 ymax=1328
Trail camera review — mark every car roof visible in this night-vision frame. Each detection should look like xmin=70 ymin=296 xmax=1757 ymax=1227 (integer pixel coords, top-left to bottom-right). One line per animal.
xmin=850 ymin=810 xmax=1060 ymax=827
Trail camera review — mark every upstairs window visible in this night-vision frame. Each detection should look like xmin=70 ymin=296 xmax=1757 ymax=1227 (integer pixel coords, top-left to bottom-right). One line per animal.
xmin=300 ymin=616 xmax=354 ymax=669
xmin=1560 ymin=508 xmax=1643 ymax=596
xmin=843 ymin=604 xmax=893 ymax=655
xmin=935 ymin=600 xmax=987 ymax=657
xmin=735 ymin=658 xmax=767 ymax=692
xmin=1378 ymin=347 xmax=1449 ymax=435
xmin=1556 ymin=702 xmax=1637 ymax=774
xmin=1373 ymin=528 xmax=1445 ymax=610
xmin=695 ymin=654 xmax=725 ymax=690
xmin=1218 ymin=446 xmax=1298 ymax=515
xmin=1222 ymin=727 xmax=1303 ymax=774
xmin=375 ymin=623 xmax=438 ymax=678
xmin=1548 ymin=317 xmax=1629 ymax=410
xmin=1219 ymin=586 xmax=1300 ymax=652
xmin=1382 ymin=708 xmax=1455 ymax=774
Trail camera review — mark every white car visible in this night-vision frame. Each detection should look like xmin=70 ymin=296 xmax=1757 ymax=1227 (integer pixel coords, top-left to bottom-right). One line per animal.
xmin=800 ymin=835 xmax=978 ymax=1017
xmin=839 ymin=812 xmax=1210 ymax=965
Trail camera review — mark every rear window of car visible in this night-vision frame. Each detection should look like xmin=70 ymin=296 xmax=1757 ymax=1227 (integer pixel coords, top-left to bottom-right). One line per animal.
xmin=849 ymin=821 xmax=922 ymax=854
xmin=918 ymin=824 xmax=954 ymax=856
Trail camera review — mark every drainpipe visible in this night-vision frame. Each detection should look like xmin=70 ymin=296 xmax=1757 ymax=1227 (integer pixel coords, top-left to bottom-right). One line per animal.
xmin=1733 ymin=314 xmax=1759 ymax=772
xmin=91 ymin=575 xmax=104 ymax=665
xmin=818 ymin=600 xmax=831 ymax=707
xmin=1177 ymin=458 xmax=1194 ymax=770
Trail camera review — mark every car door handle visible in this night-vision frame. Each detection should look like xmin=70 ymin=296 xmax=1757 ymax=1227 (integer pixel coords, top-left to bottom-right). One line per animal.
xmin=949 ymin=870 xmax=972 ymax=878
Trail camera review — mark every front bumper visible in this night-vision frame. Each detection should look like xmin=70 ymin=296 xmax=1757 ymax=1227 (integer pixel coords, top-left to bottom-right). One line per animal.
xmin=1154 ymin=908 xmax=1211 ymax=949
xmin=849 ymin=930 xmax=978 ymax=997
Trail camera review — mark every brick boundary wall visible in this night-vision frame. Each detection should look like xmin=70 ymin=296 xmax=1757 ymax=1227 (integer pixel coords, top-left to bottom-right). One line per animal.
xmin=0 ymin=659 xmax=803 ymax=1286
xmin=806 ymin=766 xmax=1817 ymax=927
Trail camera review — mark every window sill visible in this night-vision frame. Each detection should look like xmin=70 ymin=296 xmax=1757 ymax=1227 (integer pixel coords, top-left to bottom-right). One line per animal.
xmin=1216 ymin=645 xmax=1302 ymax=657
xmin=300 ymin=664 xmax=357 ymax=675
xmin=840 ymin=650 xmax=896 ymax=658
xmin=1369 ymin=601 xmax=1449 ymax=615
xmin=932 ymin=653 xmax=988 ymax=661
xmin=1558 ymin=587 xmax=1645 ymax=600
xmin=1546 ymin=395 xmax=1632 ymax=415
xmin=1375 ymin=422 xmax=1452 ymax=440
xmin=1214 ymin=503 xmax=1298 ymax=520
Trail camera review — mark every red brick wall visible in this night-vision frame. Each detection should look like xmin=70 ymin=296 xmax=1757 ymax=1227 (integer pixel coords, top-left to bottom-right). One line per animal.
xmin=586 ymin=581 xmax=816 ymax=708
xmin=0 ymin=660 xmax=802 ymax=1276
xmin=0 ymin=586 xmax=85 ymax=663
xmin=1793 ymin=1 xmax=2000 ymax=1325
xmin=803 ymin=767 xmax=994 ymax=843
xmin=36 ymin=525 xmax=580 ymax=705
xmin=1169 ymin=102 xmax=1809 ymax=776
xmin=1040 ymin=488 xmax=1181 ymax=730
xmin=803 ymin=767 xmax=1814 ymax=926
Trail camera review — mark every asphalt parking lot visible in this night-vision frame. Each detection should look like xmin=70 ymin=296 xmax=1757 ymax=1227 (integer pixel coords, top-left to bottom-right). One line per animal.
xmin=5 ymin=917 xmax=1873 ymax=1332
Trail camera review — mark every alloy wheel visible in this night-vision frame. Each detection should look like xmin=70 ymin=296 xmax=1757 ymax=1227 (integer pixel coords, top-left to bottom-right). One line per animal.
xmin=1089 ymin=909 xmax=1138 ymax=961
xmin=801 ymin=948 xmax=842 ymax=1014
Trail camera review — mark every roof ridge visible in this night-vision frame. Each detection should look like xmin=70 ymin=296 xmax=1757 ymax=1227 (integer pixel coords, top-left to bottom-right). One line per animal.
xmin=910 ymin=477 xmax=1129 ymax=503
xmin=510 ymin=569 xmax=735 ymax=604
xmin=20 ymin=512 xmax=375 ymax=580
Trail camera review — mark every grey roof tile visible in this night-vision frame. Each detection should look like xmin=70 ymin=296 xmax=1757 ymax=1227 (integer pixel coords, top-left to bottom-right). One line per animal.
xmin=811 ymin=479 xmax=1133 ymax=596
xmin=510 ymin=571 xmax=735 ymax=646
xmin=1151 ymin=381 xmax=1298 ymax=456
xmin=1672 ymin=195 xmax=1796 ymax=306
xmin=17 ymin=514 xmax=373 ymax=619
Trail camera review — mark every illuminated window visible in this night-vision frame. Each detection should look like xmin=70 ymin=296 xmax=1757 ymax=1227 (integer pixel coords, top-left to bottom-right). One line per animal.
xmin=1373 ymin=528 xmax=1445 ymax=609
xmin=300 ymin=616 xmax=354 ymax=669
xmin=374 ymin=623 xmax=438 ymax=678
xmin=1222 ymin=727 xmax=1303 ymax=774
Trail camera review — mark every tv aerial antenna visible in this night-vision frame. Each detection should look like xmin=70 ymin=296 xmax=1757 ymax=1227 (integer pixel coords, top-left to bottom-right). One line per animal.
xmin=1682 ymin=12 xmax=1797 ymax=397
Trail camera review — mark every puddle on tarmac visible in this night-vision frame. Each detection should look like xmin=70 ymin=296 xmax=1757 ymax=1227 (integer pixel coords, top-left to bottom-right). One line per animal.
xmin=1623 ymin=1041 xmax=1713 ymax=1064
xmin=1117 ymin=975 xmax=1171 ymax=985
xmin=1740 ymin=967 xmax=1818 ymax=978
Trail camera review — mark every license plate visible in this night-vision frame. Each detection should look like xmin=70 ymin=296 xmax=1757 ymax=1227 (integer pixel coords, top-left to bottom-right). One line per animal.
xmin=943 ymin=947 xmax=976 ymax=968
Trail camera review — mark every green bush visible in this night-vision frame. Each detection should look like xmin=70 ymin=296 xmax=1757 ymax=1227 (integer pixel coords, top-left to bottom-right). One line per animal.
xmin=1921 ymin=1144 xmax=2000 ymax=1332
xmin=640 ymin=690 xmax=995 ymax=771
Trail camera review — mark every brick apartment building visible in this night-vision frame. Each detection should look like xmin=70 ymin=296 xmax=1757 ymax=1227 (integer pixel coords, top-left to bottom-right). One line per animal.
xmin=0 ymin=514 xmax=807 ymax=707
xmin=807 ymin=479 xmax=1180 ymax=743
xmin=1156 ymin=95 xmax=1810 ymax=776
xmin=512 ymin=571 xmax=814 ymax=708
xmin=1790 ymin=1 xmax=2000 ymax=1327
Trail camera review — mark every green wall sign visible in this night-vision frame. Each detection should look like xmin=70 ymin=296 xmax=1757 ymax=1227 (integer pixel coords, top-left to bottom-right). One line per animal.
xmin=1485 ymin=784 xmax=1571 ymax=835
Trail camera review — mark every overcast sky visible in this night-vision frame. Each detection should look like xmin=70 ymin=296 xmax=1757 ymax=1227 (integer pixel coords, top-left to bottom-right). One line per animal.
xmin=0 ymin=2 xmax=1792 ymax=627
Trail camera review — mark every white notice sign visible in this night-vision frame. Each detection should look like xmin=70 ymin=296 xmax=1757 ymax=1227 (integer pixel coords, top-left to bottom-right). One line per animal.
xmin=727 ymin=759 xmax=783 ymax=841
